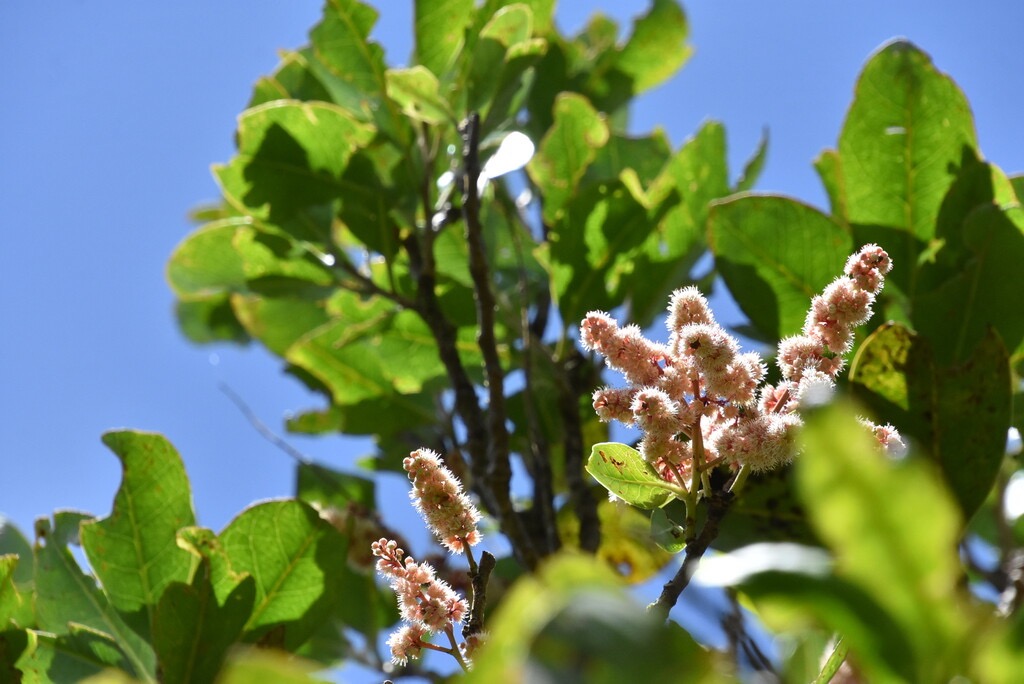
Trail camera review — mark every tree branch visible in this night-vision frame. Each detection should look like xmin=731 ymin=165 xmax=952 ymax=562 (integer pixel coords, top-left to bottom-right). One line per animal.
xmin=461 ymin=113 xmax=537 ymax=568
xmin=556 ymin=348 xmax=601 ymax=553
xmin=650 ymin=488 xmax=734 ymax=620
xmin=463 ymin=550 xmax=496 ymax=641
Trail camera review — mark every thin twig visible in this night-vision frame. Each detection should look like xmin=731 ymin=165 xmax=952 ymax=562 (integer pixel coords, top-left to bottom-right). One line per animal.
xmin=501 ymin=183 xmax=559 ymax=556
xmin=461 ymin=112 xmax=537 ymax=568
xmin=218 ymin=383 xmax=310 ymax=465
xmin=555 ymin=348 xmax=602 ymax=553
xmin=649 ymin=488 xmax=735 ymax=620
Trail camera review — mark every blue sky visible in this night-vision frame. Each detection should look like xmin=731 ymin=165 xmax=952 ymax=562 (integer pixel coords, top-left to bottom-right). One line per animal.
xmin=1 ymin=0 xmax=1023 ymax=673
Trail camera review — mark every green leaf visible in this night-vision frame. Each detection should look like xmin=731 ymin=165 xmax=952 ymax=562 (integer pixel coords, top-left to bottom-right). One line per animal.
xmin=466 ymin=5 xmax=547 ymax=131
xmin=34 ymin=512 xmax=155 ymax=680
xmin=528 ymin=93 xmax=609 ymax=224
xmin=849 ymin=322 xmax=1011 ymax=519
xmin=414 ymin=0 xmax=474 ymax=79
xmin=284 ymin=292 xmax=481 ymax=416
xmin=649 ymin=509 xmax=685 ymax=553
xmin=467 ymin=554 xmax=721 ymax=683
xmin=152 ymin=559 xmax=256 ymax=684
xmin=614 ymin=0 xmax=692 ymax=94
xmin=174 ymin=295 xmax=250 ymax=345
xmin=650 ymin=121 xmax=730 ymax=256
xmin=214 ymin=647 xmax=324 ymax=684
xmin=0 ymin=556 xmax=32 ymax=628
xmin=285 ymin=389 xmax=438 ymax=437
xmin=311 ymin=0 xmax=408 ymax=144
xmin=248 ymin=51 xmax=332 ymax=108
xmin=295 ymin=463 xmax=375 ymax=510
xmin=80 ymin=431 xmax=196 ymax=642
xmin=167 ymin=219 xmax=251 ymax=297
xmin=215 ymin=500 xmax=346 ymax=650
xmin=738 ymin=571 xmax=913 ymax=683
xmin=838 ymin=40 xmax=977 ymax=240
xmin=914 ymin=205 xmax=1024 ymax=364
xmin=0 ymin=520 xmax=33 ymax=587
xmin=384 ymin=66 xmax=454 ymax=125
xmin=713 ymin=467 xmax=817 ymax=551
xmin=797 ymin=402 xmax=968 ymax=680
xmin=310 ymin=0 xmax=386 ymax=97
xmin=708 ymin=194 xmax=853 ymax=340
xmin=734 ymin=128 xmax=768 ymax=193
xmin=624 ymin=121 xmax=730 ymax=327
xmin=230 ymin=294 xmax=331 ymax=356
xmin=214 ymin=101 xmax=376 ymax=225
xmin=17 ymin=625 xmax=135 ymax=683
xmin=543 ymin=178 xmax=668 ymax=324
xmin=168 ymin=220 xmax=332 ymax=299
xmin=813 ymin=148 xmax=847 ymax=220
xmin=1010 ymin=174 xmax=1024 ymax=203
xmin=0 ymin=629 xmax=28 ymax=682
xmin=585 ymin=443 xmax=674 ymax=509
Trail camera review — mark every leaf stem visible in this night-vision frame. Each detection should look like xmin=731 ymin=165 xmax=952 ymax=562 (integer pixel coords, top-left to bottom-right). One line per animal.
xmin=445 ymin=626 xmax=471 ymax=672
xmin=813 ymin=637 xmax=848 ymax=684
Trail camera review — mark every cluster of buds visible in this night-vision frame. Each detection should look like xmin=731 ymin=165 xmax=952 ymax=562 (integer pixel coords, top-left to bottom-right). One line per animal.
xmin=372 ymin=448 xmax=484 ymax=667
xmin=372 ymin=539 xmax=467 ymax=664
xmin=580 ymin=244 xmax=900 ymax=479
xmin=404 ymin=448 xmax=482 ymax=554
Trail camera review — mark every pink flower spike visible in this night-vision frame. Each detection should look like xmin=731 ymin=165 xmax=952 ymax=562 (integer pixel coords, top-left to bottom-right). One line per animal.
xmin=592 ymin=387 xmax=638 ymax=425
xmin=845 ymin=244 xmax=892 ymax=293
xmin=667 ymin=286 xmax=714 ymax=332
xmin=388 ymin=623 xmax=427 ymax=665
xmin=404 ymin=449 xmax=482 ymax=554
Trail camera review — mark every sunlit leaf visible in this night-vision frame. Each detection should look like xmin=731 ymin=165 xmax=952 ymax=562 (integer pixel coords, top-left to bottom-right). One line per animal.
xmin=614 ymin=0 xmax=692 ymax=94
xmin=708 ymin=194 xmax=852 ymax=340
xmin=215 ymin=647 xmax=324 ymax=684
xmin=585 ymin=443 xmax=674 ymax=509
xmin=467 ymin=554 xmax=723 ymax=683
xmin=80 ymin=431 xmax=196 ymax=642
xmin=734 ymin=128 xmax=768 ymax=193
xmin=214 ymin=101 xmax=376 ymax=226
xmin=175 ymin=295 xmax=250 ymax=345
xmin=414 ymin=0 xmax=473 ymax=79
xmin=838 ymin=40 xmax=977 ymax=240
xmin=0 ymin=521 xmax=32 ymax=588
xmin=528 ymin=93 xmax=609 ymax=224
xmin=797 ymin=402 xmax=970 ymax=680
xmin=850 ymin=322 xmax=1011 ymax=519
xmin=385 ymin=66 xmax=454 ymax=125
xmin=0 ymin=556 xmax=32 ymax=628
xmin=914 ymin=205 xmax=1024 ymax=363
xmin=152 ymin=559 xmax=256 ymax=684
xmin=249 ymin=51 xmax=332 ymax=107
xmin=16 ymin=624 xmax=134 ymax=683
xmin=34 ymin=512 xmax=155 ymax=680
xmin=738 ymin=571 xmax=913 ymax=683
xmin=215 ymin=500 xmax=346 ymax=650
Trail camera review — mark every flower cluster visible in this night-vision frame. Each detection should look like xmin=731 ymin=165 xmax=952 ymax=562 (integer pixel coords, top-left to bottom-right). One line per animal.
xmin=581 ymin=244 xmax=897 ymax=476
xmin=404 ymin=448 xmax=482 ymax=554
xmin=371 ymin=448 xmax=486 ymax=668
xmin=372 ymin=538 xmax=468 ymax=664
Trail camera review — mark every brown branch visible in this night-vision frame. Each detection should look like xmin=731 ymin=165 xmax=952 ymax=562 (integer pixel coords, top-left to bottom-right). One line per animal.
xmin=500 ymin=184 xmax=560 ymax=556
xmin=461 ymin=113 xmax=537 ymax=568
xmin=556 ymin=348 xmax=601 ymax=553
xmin=463 ymin=550 xmax=496 ymax=641
xmin=650 ymin=488 xmax=735 ymax=620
